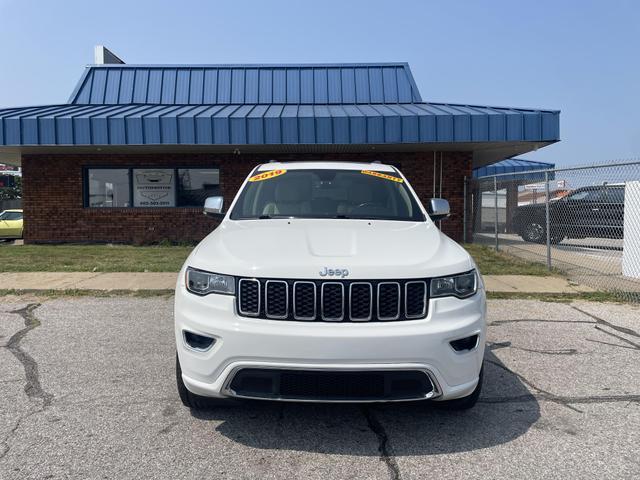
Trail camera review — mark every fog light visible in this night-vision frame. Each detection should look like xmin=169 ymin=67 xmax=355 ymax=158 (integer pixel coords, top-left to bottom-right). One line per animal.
xmin=450 ymin=334 xmax=479 ymax=352
xmin=183 ymin=331 xmax=216 ymax=351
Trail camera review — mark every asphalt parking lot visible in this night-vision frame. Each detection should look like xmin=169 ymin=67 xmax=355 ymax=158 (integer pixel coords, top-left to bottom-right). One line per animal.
xmin=1 ymin=297 xmax=639 ymax=479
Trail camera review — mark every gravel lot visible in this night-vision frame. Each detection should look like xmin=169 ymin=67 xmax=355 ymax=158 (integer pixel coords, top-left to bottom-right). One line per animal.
xmin=1 ymin=296 xmax=639 ymax=479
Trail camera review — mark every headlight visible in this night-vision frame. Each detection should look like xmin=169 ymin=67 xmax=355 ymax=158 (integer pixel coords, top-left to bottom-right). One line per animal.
xmin=186 ymin=267 xmax=236 ymax=296
xmin=430 ymin=270 xmax=477 ymax=299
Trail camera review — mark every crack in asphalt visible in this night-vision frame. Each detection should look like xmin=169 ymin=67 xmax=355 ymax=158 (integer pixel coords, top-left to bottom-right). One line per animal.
xmin=570 ymin=306 xmax=640 ymax=338
xmin=491 ymin=318 xmax=595 ymax=326
xmin=593 ymin=326 xmax=640 ymax=350
xmin=361 ymin=407 xmax=401 ymax=480
xmin=585 ymin=338 xmax=639 ymax=351
xmin=491 ymin=308 xmax=640 ymax=354
xmin=0 ymin=303 xmax=53 ymax=461
xmin=486 ymin=359 xmax=640 ymax=411
xmin=481 ymin=393 xmax=640 ymax=405
xmin=6 ymin=304 xmax=53 ymax=406
xmin=488 ymin=341 xmax=578 ymax=356
xmin=485 ymin=359 xmax=583 ymax=413
xmin=0 ymin=409 xmax=42 ymax=460
xmin=486 ymin=307 xmax=640 ymax=412
xmin=56 ymin=395 xmax=176 ymax=408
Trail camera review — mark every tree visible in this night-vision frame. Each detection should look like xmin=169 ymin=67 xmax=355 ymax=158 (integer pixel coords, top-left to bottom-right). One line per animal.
xmin=0 ymin=175 xmax=21 ymax=200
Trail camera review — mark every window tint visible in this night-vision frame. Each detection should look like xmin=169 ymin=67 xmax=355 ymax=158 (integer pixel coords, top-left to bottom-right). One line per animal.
xmin=1 ymin=212 xmax=22 ymax=220
xmin=605 ymin=187 xmax=625 ymax=204
xmin=88 ymin=169 xmax=130 ymax=207
xmin=567 ymin=189 xmax=604 ymax=202
xmin=177 ymin=169 xmax=220 ymax=207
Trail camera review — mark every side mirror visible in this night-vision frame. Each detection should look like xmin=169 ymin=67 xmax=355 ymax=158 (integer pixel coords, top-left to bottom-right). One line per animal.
xmin=428 ymin=198 xmax=450 ymax=221
xmin=203 ymin=196 xmax=225 ymax=219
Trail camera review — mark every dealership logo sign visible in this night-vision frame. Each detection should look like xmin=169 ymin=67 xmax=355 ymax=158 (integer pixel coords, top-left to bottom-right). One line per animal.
xmin=133 ymin=169 xmax=175 ymax=207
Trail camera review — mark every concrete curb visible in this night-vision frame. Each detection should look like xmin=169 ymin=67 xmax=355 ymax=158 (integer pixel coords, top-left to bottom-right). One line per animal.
xmin=0 ymin=272 xmax=177 ymax=291
xmin=483 ymin=275 xmax=595 ymax=294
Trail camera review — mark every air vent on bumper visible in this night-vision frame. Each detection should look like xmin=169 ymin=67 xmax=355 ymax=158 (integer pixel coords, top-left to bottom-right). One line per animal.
xmin=450 ymin=334 xmax=479 ymax=352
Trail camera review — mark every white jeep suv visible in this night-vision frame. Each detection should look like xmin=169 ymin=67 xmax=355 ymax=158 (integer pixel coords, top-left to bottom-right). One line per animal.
xmin=175 ymin=162 xmax=486 ymax=409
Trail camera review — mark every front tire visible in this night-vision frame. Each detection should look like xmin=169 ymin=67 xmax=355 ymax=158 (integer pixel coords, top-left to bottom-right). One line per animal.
xmin=520 ymin=222 xmax=545 ymax=243
xmin=434 ymin=366 xmax=483 ymax=411
xmin=520 ymin=222 xmax=564 ymax=244
xmin=176 ymin=354 xmax=233 ymax=409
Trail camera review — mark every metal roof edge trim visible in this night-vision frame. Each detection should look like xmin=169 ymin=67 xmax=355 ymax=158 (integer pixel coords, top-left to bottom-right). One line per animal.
xmin=2 ymin=103 xmax=559 ymax=113
xmin=426 ymin=101 xmax=560 ymax=114
xmin=1 ymin=140 xmax=554 ymax=149
xmin=79 ymin=62 xmax=415 ymax=68
xmin=402 ymin=63 xmax=422 ymax=102
xmin=67 ymin=67 xmax=93 ymax=104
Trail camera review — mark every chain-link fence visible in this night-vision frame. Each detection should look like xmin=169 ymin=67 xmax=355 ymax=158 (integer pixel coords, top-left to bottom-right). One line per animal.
xmin=465 ymin=160 xmax=640 ymax=302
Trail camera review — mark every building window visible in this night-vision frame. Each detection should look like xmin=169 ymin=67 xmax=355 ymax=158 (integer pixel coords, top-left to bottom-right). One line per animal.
xmin=177 ymin=168 xmax=221 ymax=207
xmin=87 ymin=169 xmax=131 ymax=207
xmin=84 ymin=167 xmax=220 ymax=208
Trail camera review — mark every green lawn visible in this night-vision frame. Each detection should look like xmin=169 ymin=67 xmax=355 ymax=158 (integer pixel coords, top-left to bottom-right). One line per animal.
xmin=463 ymin=243 xmax=554 ymax=276
xmin=0 ymin=244 xmax=193 ymax=272
xmin=0 ymin=242 xmax=553 ymax=275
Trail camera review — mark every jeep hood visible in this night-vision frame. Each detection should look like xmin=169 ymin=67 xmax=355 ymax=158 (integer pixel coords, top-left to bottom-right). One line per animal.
xmin=187 ymin=219 xmax=473 ymax=279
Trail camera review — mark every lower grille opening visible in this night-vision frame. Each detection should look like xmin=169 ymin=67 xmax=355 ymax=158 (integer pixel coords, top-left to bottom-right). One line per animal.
xmin=450 ymin=334 xmax=479 ymax=352
xmin=229 ymin=369 xmax=433 ymax=401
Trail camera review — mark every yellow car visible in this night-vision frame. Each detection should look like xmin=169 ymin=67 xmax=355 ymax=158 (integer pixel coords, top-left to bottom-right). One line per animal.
xmin=0 ymin=209 xmax=23 ymax=239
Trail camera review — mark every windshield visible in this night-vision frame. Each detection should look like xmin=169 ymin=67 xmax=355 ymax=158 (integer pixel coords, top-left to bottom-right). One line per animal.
xmin=230 ymin=168 xmax=425 ymax=221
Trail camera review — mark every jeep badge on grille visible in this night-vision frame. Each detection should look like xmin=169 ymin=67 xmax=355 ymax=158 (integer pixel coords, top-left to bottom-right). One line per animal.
xmin=319 ymin=267 xmax=349 ymax=278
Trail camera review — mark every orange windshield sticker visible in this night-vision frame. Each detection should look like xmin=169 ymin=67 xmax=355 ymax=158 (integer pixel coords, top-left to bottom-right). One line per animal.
xmin=361 ymin=170 xmax=404 ymax=183
xmin=248 ymin=169 xmax=287 ymax=182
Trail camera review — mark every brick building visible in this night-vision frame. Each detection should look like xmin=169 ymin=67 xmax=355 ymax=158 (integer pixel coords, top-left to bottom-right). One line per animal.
xmin=0 ymin=50 xmax=559 ymax=244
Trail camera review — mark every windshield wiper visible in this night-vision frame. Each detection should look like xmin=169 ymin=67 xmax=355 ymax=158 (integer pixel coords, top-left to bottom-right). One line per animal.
xmin=257 ymin=214 xmax=294 ymax=219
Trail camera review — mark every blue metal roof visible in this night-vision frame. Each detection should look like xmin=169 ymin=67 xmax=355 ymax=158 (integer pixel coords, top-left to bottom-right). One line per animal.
xmin=473 ymin=158 xmax=556 ymax=183
xmin=473 ymin=158 xmax=555 ymax=177
xmin=0 ymin=103 xmax=560 ymax=146
xmin=69 ymin=64 xmax=423 ymax=105
xmin=0 ymin=62 xmax=560 ymax=149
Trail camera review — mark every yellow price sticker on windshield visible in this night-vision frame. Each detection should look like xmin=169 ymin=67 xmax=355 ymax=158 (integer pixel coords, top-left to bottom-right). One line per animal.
xmin=361 ymin=170 xmax=403 ymax=183
xmin=249 ymin=169 xmax=287 ymax=182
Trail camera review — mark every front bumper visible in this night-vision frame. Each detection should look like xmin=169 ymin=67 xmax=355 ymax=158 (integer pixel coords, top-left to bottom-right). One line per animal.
xmin=175 ymin=281 xmax=486 ymax=402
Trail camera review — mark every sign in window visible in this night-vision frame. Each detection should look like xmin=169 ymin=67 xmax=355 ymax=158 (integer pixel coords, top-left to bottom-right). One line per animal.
xmin=133 ymin=169 xmax=176 ymax=207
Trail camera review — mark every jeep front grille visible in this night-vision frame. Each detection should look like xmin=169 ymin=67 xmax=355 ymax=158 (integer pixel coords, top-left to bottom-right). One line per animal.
xmin=236 ymin=278 xmax=428 ymax=322
xmin=321 ymin=282 xmax=344 ymax=321
xmin=238 ymin=279 xmax=260 ymax=316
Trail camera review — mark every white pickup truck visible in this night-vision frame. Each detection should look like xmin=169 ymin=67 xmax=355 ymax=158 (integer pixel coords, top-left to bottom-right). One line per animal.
xmin=174 ymin=161 xmax=486 ymax=409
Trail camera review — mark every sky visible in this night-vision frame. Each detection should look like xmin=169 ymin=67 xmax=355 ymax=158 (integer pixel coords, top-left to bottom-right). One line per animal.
xmin=0 ymin=0 xmax=638 ymax=166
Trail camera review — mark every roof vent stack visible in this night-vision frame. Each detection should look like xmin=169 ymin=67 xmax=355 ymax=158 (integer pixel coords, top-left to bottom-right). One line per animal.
xmin=94 ymin=45 xmax=125 ymax=65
